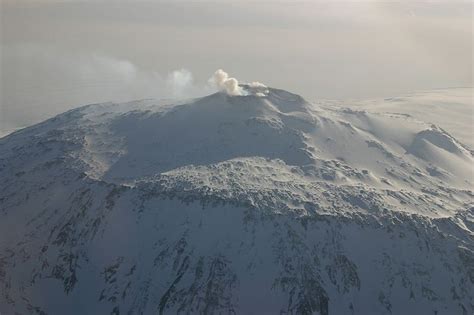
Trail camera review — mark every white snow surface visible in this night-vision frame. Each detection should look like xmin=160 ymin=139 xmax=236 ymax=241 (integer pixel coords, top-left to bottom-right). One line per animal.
xmin=0 ymin=87 xmax=473 ymax=314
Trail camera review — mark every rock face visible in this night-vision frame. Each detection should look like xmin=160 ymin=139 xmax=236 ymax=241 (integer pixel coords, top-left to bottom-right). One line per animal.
xmin=0 ymin=86 xmax=473 ymax=314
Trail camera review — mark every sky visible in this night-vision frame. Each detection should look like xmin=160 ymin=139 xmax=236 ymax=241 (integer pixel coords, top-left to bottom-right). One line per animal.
xmin=0 ymin=0 xmax=473 ymax=135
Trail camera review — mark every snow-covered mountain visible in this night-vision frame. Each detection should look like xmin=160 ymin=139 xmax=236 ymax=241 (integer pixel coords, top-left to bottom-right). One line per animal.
xmin=1 ymin=85 xmax=473 ymax=314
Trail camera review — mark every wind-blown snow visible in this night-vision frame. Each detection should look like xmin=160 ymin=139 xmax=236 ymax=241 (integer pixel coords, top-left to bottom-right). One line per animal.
xmin=0 ymin=87 xmax=472 ymax=314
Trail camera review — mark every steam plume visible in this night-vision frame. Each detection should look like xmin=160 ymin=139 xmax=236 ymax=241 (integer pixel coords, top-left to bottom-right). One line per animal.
xmin=210 ymin=69 xmax=244 ymax=96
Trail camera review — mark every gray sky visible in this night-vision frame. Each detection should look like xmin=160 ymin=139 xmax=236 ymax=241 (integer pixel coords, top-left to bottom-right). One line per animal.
xmin=1 ymin=0 xmax=473 ymax=134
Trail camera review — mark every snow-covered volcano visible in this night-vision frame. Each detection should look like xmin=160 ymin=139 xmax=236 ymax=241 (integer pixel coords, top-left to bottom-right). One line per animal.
xmin=0 ymin=87 xmax=473 ymax=314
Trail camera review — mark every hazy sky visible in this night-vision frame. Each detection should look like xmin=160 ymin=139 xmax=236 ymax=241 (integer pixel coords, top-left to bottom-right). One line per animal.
xmin=1 ymin=0 xmax=473 ymax=134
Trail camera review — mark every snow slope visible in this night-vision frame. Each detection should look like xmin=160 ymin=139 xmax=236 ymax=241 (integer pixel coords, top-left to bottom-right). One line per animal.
xmin=0 ymin=85 xmax=473 ymax=314
xmin=341 ymin=87 xmax=473 ymax=150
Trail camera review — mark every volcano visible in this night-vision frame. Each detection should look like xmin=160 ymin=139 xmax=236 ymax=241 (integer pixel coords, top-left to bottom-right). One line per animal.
xmin=1 ymin=87 xmax=473 ymax=314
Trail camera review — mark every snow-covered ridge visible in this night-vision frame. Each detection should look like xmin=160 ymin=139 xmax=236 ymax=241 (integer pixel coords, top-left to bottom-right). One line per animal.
xmin=0 ymin=87 xmax=472 ymax=314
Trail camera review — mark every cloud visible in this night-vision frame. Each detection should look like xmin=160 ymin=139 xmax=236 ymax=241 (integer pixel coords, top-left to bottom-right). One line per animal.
xmin=249 ymin=81 xmax=267 ymax=88
xmin=0 ymin=44 xmax=271 ymax=137
xmin=166 ymin=69 xmax=194 ymax=98
xmin=209 ymin=69 xmax=245 ymax=96
xmin=1 ymin=44 xmax=214 ymax=135
xmin=208 ymin=69 xmax=267 ymax=96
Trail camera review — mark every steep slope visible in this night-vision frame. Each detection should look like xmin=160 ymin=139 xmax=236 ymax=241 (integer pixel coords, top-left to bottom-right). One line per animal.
xmin=0 ymin=86 xmax=473 ymax=314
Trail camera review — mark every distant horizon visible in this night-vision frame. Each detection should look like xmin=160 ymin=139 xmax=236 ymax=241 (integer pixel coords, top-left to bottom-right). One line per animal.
xmin=1 ymin=85 xmax=472 ymax=137
xmin=1 ymin=86 xmax=472 ymax=148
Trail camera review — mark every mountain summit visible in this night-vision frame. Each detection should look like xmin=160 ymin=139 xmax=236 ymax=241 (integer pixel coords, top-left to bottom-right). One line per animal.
xmin=1 ymin=88 xmax=473 ymax=314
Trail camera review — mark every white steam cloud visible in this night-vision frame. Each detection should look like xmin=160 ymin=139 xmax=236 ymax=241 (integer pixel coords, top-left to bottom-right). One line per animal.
xmin=1 ymin=44 xmax=217 ymax=136
xmin=248 ymin=81 xmax=267 ymax=88
xmin=1 ymin=45 xmax=269 ymax=137
xmin=166 ymin=69 xmax=196 ymax=98
xmin=208 ymin=69 xmax=267 ymax=96
xmin=209 ymin=69 xmax=244 ymax=96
